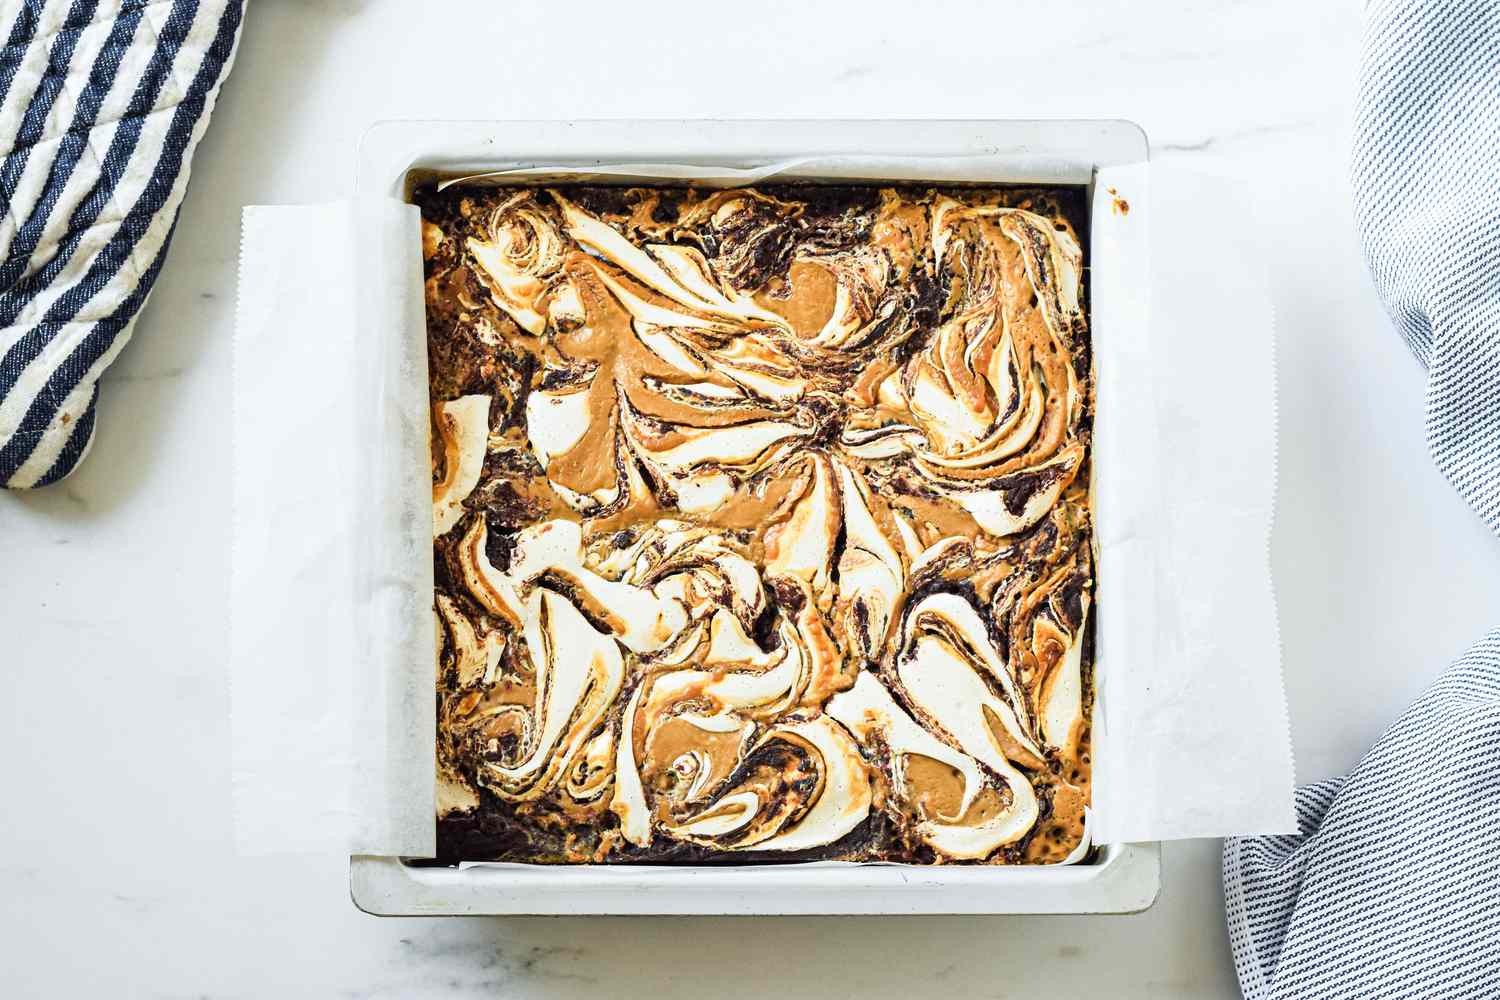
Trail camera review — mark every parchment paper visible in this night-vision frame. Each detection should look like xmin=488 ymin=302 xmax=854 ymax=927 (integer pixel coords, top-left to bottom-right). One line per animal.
xmin=230 ymin=157 xmax=1295 ymax=858
xmin=1090 ymin=164 xmax=1295 ymax=842
xmin=231 ymin=200 xmax=433 ymax=858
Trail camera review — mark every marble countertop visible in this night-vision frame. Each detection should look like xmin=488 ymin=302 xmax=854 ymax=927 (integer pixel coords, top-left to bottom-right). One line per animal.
xmin=7 ymin=1 xmax=1500 ymax=996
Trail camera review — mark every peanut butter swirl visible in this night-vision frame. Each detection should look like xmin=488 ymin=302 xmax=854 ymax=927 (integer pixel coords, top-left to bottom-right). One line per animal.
xmin=421 ymin=183 xmax=1094 ymax=865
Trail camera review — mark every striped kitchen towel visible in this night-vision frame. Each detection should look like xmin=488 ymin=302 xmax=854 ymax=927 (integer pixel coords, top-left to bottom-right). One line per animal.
xmin=1223 ymin=1 xmax=1500 ymax=997
xmin=0 ymin=0 xmax=244 ymax=489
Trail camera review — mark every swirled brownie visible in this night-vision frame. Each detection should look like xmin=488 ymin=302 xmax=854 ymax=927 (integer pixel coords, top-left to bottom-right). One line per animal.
xmin=420 ymin=181 xmax=1094 ymax=865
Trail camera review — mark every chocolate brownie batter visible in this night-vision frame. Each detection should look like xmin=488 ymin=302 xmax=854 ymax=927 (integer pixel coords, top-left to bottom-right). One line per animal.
xmin=420 ymin=182 xmax=1094 ymax=865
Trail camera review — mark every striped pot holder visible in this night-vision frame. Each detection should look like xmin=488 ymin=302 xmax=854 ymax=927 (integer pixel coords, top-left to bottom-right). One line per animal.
xmin=0 ymin=0 xmax=244 ymax=489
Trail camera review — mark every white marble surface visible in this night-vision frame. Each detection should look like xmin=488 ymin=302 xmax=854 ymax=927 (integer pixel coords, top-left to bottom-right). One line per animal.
xmin=6 ymin=0 xmax=1500 ymax=996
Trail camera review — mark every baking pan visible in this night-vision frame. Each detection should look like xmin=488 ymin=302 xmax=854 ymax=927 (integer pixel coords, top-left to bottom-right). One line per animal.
xmin=349 ymin=118 xmax=1159 ymax=915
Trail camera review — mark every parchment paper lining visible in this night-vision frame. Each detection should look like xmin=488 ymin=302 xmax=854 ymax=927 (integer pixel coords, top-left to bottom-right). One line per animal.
xmin=230 ymin=155 xmax=1294 ymax=859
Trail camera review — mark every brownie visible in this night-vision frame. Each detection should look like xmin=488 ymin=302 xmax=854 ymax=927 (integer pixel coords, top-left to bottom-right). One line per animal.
xmin=420 ymin=182 xmax=1094 ymax=865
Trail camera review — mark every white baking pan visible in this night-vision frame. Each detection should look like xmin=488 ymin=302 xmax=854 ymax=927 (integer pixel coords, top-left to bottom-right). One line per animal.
xmin=347 ymin=118 xmax=1159 ymax=916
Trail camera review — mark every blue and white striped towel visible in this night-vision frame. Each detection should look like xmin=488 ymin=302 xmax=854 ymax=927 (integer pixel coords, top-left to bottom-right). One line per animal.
xmin=1224 ymin=1 xmax=1500 ymax=996
xmin=0 ymin=0 xmax=243 ymax=489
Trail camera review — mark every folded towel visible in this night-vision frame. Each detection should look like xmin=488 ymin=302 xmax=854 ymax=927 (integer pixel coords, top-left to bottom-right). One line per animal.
xmin=0 ymin=0 xmax=244 ymax=489
xmin=1224 ymin=1 xmax=1500 ymax=996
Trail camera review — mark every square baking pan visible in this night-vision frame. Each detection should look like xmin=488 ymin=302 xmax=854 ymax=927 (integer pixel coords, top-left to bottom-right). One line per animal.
xmin=349 ymin=118 xmax=1159 ymax=916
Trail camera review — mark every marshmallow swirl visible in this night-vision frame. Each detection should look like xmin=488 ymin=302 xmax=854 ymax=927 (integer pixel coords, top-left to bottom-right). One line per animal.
xmin=423 ymin=183 xmax=1093 ymax=864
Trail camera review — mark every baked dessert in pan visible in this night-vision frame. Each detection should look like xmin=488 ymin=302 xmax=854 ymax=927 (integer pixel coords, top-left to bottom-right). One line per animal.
xmin=420 ymin=181 xmax=1094 ymax=865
